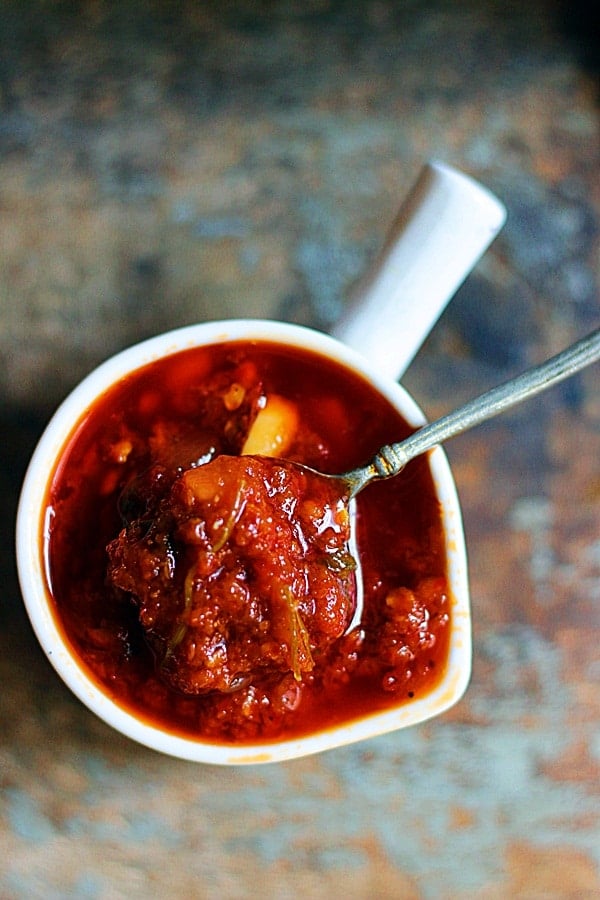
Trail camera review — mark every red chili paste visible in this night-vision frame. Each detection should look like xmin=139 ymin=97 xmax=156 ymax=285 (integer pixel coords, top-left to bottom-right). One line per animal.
xmin=44 ymin=341 xmax=450 ymax=744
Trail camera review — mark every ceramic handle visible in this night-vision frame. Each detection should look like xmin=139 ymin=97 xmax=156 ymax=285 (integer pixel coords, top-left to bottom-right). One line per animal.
xmin=332 ymin=161 xmax=506 ymax=381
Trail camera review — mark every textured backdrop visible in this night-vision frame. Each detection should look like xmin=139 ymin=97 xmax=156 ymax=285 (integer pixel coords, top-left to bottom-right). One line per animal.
xmin=1 ymin=2 xmax=599 ymax=898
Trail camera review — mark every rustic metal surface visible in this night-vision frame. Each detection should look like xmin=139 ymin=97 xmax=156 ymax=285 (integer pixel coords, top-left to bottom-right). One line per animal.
xmin=1 ymin=1 xmax=599 ymax=897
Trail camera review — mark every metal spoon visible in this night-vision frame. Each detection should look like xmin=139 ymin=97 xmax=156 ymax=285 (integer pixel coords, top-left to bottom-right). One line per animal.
xmin=336 ymin=326 xmax=600 ymax=632
xmin=335 ymin=326 xmax=600 ymax=500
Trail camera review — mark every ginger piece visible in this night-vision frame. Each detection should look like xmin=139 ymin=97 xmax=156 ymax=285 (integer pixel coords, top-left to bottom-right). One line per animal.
xmin=241 ymin=394 xmax=299 ymax=457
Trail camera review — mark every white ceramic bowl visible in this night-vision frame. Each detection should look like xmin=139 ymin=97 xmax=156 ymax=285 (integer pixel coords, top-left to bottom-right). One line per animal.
xmin=16 ymin=319 xmax=471 ymax=764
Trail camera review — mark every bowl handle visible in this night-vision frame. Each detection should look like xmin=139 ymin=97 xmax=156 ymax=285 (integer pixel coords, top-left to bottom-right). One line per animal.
xmin=332 ymin=160 xmax=506 ymax=381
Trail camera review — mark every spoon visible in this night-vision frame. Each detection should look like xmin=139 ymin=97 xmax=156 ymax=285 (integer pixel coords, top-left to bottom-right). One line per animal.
xmin=332 ymin=326 xmax=600 ymax=631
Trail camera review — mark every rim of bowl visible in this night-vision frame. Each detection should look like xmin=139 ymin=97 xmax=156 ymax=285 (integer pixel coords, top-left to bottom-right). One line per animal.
xmin=16 ymin=319 xmax=472 ymax=765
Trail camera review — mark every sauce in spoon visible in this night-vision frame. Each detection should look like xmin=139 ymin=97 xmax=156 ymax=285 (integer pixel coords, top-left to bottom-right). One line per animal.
xmin=111 ymin=326 xmax=600 ymax=698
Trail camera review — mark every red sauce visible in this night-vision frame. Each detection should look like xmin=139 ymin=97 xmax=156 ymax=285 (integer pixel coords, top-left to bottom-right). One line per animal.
xmin=44 ymin=340 xmax=450 ymax=744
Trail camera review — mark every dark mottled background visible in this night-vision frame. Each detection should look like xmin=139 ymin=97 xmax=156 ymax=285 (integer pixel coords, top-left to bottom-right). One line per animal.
xmin=1 ymin=2 xmax=599 ymax=897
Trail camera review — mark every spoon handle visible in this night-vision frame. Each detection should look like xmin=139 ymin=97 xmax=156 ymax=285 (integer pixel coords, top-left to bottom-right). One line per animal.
xmin=349 ymin=326 xmax=600 ymax=495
